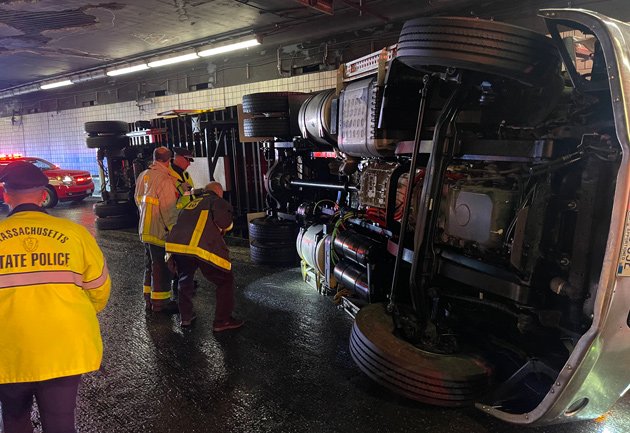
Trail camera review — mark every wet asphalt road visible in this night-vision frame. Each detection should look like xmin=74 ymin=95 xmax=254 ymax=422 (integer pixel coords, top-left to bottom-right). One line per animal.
xmin=0 ymin=197 xmax=628 ymax=433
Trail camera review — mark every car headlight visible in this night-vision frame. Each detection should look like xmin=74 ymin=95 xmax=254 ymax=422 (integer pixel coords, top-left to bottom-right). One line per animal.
xmin=61 ymin=175 xmax=73 ymax=186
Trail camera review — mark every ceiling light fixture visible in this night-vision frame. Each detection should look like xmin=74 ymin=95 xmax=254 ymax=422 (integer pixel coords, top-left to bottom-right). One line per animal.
xmin=198 ymin=37 xmax=260 ymax=57
xmin=40 ymin=80 xmax=74 ymax=90
xmin=0 ymin=35 xmax=263 ymax=99
xmin=72 ymin=71 xmax=107 ymax=83
xmin=106 ymin=63 xmax=150 ymax=77
xmin=148 ymin=52 xmax=199 ymax=68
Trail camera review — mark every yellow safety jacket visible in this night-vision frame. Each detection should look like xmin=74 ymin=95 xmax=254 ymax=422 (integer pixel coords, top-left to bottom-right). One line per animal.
xmin=0 ymin=205 xmax=111 ymax=384
xmin=165 ymin=192 xmax=233 ymax=271
xmin=169 ymin=163 xmax=195 ymax=209
xmin=135 ymin=162 xmax=180 ymax=246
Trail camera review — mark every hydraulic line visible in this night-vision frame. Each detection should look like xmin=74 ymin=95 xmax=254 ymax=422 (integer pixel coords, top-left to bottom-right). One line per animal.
xmin=406 ymin=77 xmax=469 ymax=326
xmin=290 ymin=179 xmax=358 ymax=192
xmin=388 ymin=75 xmax=431 ymax=308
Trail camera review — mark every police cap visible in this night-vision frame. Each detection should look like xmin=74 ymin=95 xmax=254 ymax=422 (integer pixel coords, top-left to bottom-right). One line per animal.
xmin=172 ymin=147 xmax=194 ymax=162
xmin=0 ymin=161 xmax=48 ymax=190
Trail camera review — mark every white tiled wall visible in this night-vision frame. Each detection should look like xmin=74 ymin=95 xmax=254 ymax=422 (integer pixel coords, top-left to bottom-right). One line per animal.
xmin=0 ymin=70 xmax=337 ymax=175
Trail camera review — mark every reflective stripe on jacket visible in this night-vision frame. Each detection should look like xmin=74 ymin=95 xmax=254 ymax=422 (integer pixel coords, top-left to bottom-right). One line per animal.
xmin=165 ymin=192 xmax=233 ymax=271
xmin=169 ymin=164 xmax=195 ymax=209
xmin=135 ymin=163 xmax=179 ymax=246
xmin=0 ymin=206 xmax=111 ymax=384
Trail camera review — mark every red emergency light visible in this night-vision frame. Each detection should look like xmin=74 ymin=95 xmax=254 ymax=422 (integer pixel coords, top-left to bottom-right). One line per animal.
xmin=0 ymin=153 xmax=23 ymax=160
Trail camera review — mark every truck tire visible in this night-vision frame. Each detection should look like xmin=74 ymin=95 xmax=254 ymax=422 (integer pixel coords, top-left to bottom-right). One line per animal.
xmin=397 ymin=16 xmax=561 ymax=86
xmin=86 ymin=135 xmax=130 ymax=149
xmin=84 ymin=121 xmax=129 ymax=135
xmin=93 ymin=200 xmax=137 ymax=218
xmin=250 ymin=240 xmax=298 ymax=266
xmin=242 ymin=92 xmax=303 ymax=114
xmin=248 ymin=217 xmax=298 ymax=243
xmin=95 ymin=214 xmax=137 ymax=230
xmin=350 ymin=303 xmax=492 ymax=407
xmin=243 ymin=117 xmax=290 ymax=138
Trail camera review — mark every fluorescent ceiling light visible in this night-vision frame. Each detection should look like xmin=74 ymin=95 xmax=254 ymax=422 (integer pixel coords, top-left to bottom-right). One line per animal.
xmin=198 ymin=38 xmax=260 ymax=57
xmin=106 ymin=64 xmax=149 ymax=76
xmin=40 ymin=80 xmax=73 ymax=90
xmin=148 ymin=53 xmax=199 ymax=68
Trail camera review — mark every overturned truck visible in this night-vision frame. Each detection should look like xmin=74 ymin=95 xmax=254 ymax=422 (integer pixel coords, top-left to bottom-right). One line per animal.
xmin=243 ymin=9 xmax=630 ymax=425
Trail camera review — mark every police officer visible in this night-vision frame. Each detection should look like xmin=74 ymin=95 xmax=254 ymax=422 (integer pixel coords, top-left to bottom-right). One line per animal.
xmin=135 ymin=146 xmax=179 ymax=312
xmin=0 ymin=161 xmax=111 ymax=433
xmin=169 ymin=147 xmax=195 ymax=298
xmin=165 ymin=182 xmax=244 ymax=331
xmin=170 ymin=147 xmax=195 ymax=209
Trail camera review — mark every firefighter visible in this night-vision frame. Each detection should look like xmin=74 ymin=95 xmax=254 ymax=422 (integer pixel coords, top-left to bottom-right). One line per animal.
xmin=169 ymin=147 xmax=195 ymax=209
xmin=0 ymin=161 xmax=111 ymax=433
xmin=165 ymin=182 xmax=244 ymax=331
xmin=135 ymin=146 xmax=179 ymax=312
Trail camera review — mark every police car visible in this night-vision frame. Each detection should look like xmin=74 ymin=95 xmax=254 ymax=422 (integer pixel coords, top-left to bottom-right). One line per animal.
xmin=0 ymin=154 xmax=94 ymax=208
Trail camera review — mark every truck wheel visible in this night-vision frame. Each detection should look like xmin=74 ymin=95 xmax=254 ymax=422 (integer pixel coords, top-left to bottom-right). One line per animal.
xmin=397 ymin=16 xmax=561 ymax=86
xmin=84 ymin=121 xmax=129 ymax=135
xmin=350 ymin=303 xmax=492 ymax=407
xmin=93 ymin=200 xmax=137 ymax=218
xmin=248 ymin=217 xmax=298 ymax=243
xmin=242 ymin=92 xmax=303 ymax=114
xmin=95 ymin=214 xmax=137 ymax=230
xmin=42 ymin=186 xmax=58 ymax=209
xmin=86 ymin=135 xmax=130 ymax=149
xmin=243 ymin=117 xmax=290 ymax=138
xmin=250 ymin=240 xmax=298 ymax=266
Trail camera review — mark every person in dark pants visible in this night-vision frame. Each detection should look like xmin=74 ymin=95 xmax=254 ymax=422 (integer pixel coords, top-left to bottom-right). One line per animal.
xmin=0 ymin=161 xmax=111 ymax=433
xmin=165 ymin=182 xmax=244 ymax=331
xmin=169 ymin=147 xmax=196 ymax=299
xmin=135 ymin=146 xmax=179 ymax=312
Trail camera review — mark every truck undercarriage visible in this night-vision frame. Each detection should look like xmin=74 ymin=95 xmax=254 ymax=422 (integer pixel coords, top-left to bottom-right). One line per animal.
xmin=243 ymin=9 xmax=630 ymax=425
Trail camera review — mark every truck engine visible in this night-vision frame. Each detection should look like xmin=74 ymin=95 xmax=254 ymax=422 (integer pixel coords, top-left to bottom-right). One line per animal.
xmin=242 ymin=10 xmax=629 ymax=425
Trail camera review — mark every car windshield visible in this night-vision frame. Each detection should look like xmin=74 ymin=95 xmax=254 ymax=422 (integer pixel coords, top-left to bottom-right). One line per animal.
xmin=0 ymin=157 xmax=57 ymax=171
xmin=28 ymin=158 xmax=55 ymax=170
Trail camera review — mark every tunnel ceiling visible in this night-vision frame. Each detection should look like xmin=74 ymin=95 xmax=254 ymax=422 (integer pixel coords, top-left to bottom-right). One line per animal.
xmin=1 ymin=0 xmax=630 ymax=93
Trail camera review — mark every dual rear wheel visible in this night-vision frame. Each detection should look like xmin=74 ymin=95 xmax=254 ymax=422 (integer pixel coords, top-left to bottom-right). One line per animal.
xmin=248 ymin=217 xmax=299 ymax=266
xmin=84 ymin=121 xmax=138 ymax=230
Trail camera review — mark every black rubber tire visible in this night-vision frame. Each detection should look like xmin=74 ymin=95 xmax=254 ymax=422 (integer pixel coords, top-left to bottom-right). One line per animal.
xmin=243 ymin=117 xmax=290 ymax=138
xmin=242 ymin=92 xmax=302 ymax=114
xmin=42 ymin=186 xmax=58 ymax=209
xmin=84 ymin=121 xmax=129 ymax=135
xmin=397 ymin=16 xmax=561 ymax=86
xmin=86 ymin=135 xmax=129 ymax=149
xmin=250 ymin=240 xmax=298 ymax=266
xmin=248 ymin=217 xmax=298 ymax=243
xmin=350 ymin=303 xmax=492 ymax=407
xmin=95 ymin=214 xmax=137 ymax=230
xmin=93 ymin=200 xmax=137 ymax=218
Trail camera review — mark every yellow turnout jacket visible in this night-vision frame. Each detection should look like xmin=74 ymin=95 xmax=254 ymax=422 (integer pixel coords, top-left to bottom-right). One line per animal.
xmin=135 ymin=162 xmax=179 ymax=246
